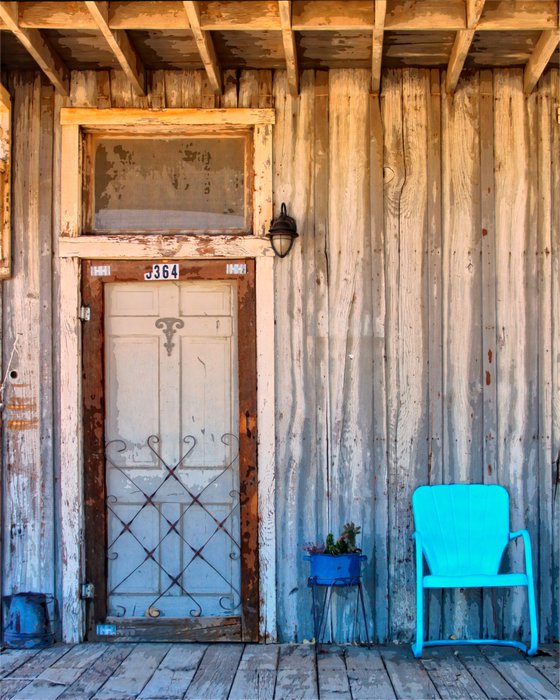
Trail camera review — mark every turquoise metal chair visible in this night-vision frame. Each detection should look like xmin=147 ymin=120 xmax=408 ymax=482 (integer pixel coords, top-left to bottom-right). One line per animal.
xmin=411 ymin=484 xmax=538 ymax=658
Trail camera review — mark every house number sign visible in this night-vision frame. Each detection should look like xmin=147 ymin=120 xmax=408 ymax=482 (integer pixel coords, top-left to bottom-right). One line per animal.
xmin=144 ymin=263 xmax=180 ymax=281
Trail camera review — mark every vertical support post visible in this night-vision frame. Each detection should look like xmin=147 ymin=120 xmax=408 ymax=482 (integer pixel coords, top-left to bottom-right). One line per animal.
xmin=59 ymin=256 xmax=83 ymax=642
xmin=256 ymin=254 xmax=276 ymax=641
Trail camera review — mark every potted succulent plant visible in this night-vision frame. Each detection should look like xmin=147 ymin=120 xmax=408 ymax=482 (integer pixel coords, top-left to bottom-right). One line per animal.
xmin=303 ymin=522 xmax=366 ymax=585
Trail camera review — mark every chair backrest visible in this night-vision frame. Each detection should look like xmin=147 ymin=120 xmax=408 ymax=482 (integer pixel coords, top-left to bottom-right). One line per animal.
xmin=412 ymin=484 xmax=510 ymax=576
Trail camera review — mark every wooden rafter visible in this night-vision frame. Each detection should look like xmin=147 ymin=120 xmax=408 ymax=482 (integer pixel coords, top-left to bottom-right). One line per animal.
xmin=446 ymin=0 xmax=486 ymax=94
xmin=372 ymin=0 xmax=386 ymax=95
xmin=183 ymin=1 xmax=222 ymax=95
xmin=0 ymin=82 xmax=10 ymax=112
xmin=467 ymin=0 xmax=486 ymax=28
xmin=84 ymin=1 xmax=146 ymax=96
xmin=446 ymin=30 xmax=475 ymax=94
xmin=4 ymin=1 xmax=557 ymax=32
xmin=524 ymin=29 xmax=560 ymax=94
xmin=278 ymin=1 xmax=298 ymax=96
xmin=0 ymin=0 xmax=555 ymax=89
xmin=0 ymin=1 xmax=69 ymax=95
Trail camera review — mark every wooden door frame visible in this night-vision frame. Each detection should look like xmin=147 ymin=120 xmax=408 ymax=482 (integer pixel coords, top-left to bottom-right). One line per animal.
xmin=81 ymin=259 xmax=259 ymax=642
xmin=58 ymin=107 xmax=277 ymax=643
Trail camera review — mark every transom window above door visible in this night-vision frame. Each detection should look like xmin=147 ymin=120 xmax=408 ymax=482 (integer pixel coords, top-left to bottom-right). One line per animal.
xmin=84 ymin=132 xmax=252 ymax=235
xmin=59 ymin=108 xmax=274 ymax=254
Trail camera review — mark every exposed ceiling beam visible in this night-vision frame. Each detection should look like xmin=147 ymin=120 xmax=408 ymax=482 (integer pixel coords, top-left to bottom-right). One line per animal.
xmin=476 ymin=1 xmax=557 ymax=30
xmin=524 ymin=28 xmax=560 ymax=94
xmin=292 ymin=0 xmax=374 ymax=29
xmin=85 ymin=1 xmax=146 ymax=96
xmin=446 ymin=30 xmax=475 ymax=94
xmin=386 ymin=0 xmax=556 ymax=31
xmin=278 ymin=1 xmax=298 ymax=96
xmin=371 ymin=0 xmax=386 ymax=95
xmin=0 ymin=83 xmax=10 ymax=112
xmin=0 ymin=1 xmax=69 ymax=95
xmin=8 ymin=1 xmax=558 ymax=32
xmin=446 ymin=0 xmax=486 ymax=94
xmin=183 ymin=1 xmax=222 ymax=95
xmin=198 ymin=0 xmax=280 ymax=30
xmin=466 ymin=0 xmax=486 ymax=29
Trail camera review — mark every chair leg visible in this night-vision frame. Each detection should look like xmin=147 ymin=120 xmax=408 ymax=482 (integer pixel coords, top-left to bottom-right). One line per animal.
xmin=527 ymin=578 xmax=538 ymax=656
xmin=412 ymin=585 xmax=424 ymax=658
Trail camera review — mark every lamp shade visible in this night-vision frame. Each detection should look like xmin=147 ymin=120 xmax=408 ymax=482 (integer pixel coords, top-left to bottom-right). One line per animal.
xmin=268 ymin=203 xmax=298 ymax=258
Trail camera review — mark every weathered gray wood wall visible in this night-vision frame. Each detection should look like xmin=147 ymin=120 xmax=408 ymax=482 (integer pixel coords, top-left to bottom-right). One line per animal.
xmin=1 ymin=66 xmax=558 ymax=644
xmin=273 ymin=67 xmax=559 ymax=644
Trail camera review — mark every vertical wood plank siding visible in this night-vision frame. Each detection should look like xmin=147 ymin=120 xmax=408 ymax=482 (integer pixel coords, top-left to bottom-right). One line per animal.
xmin=1 ymin=67 xmax=558 ymax=644
xmin=2 ymin=73 xmax=55 ymax=595
xmin=272 ymin=67 xmax=559 ymax=643
xmin=442 ymin=72 xmax=483 ymax=639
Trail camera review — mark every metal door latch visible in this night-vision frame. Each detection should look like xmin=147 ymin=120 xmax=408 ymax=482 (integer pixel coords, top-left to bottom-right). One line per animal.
xmin=80 ymin=582 xmax=95 ymax=599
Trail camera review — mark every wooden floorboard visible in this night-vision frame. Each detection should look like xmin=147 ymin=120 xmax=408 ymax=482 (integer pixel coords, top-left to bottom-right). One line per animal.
xmin=183 ymin=644 xmax=243 ymax=700
xmin=481 ymin=646 xmax=559 ymax=700
xmin=92 ymin=644 xmax=170 ymax=700
xmin=420 ymin=647 xmax=488 ymax=699
xmin=0 ymin=650 xmax=41 ymax=680
xmin=9 ymin=644 xmax=108 ymax=700
xmin=137 ymin=644 xmax=206 ymax=700
xmin=0 ymin=643 xmax=557 ymax=700
xmin=228 ymin=643 xmax=278 ymax=700
xmin=452 ymin=646 xmax=521 ymax=699
xmin=316 ymin=646 xmax=351 ymax=700
xmin=526 ymin=645 xmax=560 ymax=691
xmin=380 ymin=646 xmax=439 ymax=699
xmin=0 ymin=645 xmax=74 ymax=700
xmin=275 ymin=645 xmax=318 ymax=700
xmin=345 ymin=646 xmax=397 ymax=700
xmin=58 ymin=644 xmax=136 ymax=700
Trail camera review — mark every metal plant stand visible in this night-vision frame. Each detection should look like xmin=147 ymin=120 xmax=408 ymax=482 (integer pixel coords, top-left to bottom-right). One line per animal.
xmin=308 ymin=575 xmax=371 ymax=648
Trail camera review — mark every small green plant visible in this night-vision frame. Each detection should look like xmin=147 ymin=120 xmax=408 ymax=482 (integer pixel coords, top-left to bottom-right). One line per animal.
xmin=303 ymin=522 xmax=361 ymax=555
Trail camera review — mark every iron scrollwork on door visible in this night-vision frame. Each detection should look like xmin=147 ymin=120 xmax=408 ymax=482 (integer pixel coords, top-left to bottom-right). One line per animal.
xmin=155 ymin=317 xmax=184 ymax=357
xmin=105 ymin=433 xmax=241 ymax=618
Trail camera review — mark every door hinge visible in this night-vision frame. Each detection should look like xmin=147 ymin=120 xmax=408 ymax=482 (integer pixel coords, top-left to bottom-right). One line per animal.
xmin=79 ymin=305 xmax=91 ymax=322
xmin=80 ymin=582 xmax=95 ymax=599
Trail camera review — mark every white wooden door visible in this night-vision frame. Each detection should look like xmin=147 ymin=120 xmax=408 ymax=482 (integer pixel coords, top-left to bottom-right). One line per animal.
xmin=104 ymin=280 xmax=241 ymax=621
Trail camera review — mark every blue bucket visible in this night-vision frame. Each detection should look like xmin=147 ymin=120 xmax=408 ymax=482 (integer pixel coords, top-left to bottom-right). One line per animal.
xmin=3 ymin=592 xmax=54 ymax=649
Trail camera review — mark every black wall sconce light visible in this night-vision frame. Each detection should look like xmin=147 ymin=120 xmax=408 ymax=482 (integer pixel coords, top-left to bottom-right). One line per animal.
xmin=268 ymin=203 xmax=298 ymax=258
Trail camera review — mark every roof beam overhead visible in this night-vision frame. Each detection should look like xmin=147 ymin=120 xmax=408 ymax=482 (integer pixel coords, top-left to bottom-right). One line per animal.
xmin=524 ymin=28 xmax=560 ymax=94
xmin=183 ymin=1 xmax=222 ymax=95
xmin=84 ymin=1 xmax=146 ymax=96
xmin=0 ymin=83 xmax=10 ymax=112
xmin=7 ymin=1 xmax=558 ymax=32
xmin=0 ymin=1 xmax=69 ymax=95
xmin=446 ymin=0 xmax=486 ymax=94
xmin=371 ymin=0 xmax=386 ymax=95
xmin=467 ymin=0 xmax=486 ymax=29
xmin=278 ymin=1 xmax=298 ymax=96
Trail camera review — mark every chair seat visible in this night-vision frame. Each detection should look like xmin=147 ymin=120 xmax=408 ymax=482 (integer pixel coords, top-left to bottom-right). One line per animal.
xmin=423 ymin=573 xmax=528 ymax=588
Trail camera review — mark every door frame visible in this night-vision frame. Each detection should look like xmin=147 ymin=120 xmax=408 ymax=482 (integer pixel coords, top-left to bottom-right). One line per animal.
xmin=58 ymin=108 xmax=277 ymax=643
xmin=81 ymin=259 xmax=258 ymax=642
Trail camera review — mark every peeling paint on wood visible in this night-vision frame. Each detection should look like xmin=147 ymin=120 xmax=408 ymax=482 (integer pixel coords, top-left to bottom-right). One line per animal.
xmin=1 ymin=66 xmax=558 ymax=647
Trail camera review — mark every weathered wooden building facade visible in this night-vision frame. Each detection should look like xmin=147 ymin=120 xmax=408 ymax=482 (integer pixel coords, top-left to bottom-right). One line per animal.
xmin=0 ymin=1 xmax=558 ymax=647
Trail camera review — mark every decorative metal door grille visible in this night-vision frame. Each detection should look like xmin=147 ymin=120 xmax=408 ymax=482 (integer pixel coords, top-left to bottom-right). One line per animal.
xmin=105 ymin=433 xmax=241 ymax=619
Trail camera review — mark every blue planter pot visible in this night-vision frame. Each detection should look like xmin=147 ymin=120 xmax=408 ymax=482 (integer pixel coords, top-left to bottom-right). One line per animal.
xmin=304 ymin=553 xmax=366 ymax=585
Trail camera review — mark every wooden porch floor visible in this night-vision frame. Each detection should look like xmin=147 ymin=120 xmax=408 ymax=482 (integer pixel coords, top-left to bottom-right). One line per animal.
xmin=0 ymin=643 xmax=558 ymax=700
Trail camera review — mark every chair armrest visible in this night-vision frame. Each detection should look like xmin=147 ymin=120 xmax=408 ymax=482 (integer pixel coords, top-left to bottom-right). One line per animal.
xmin=412 ymin=532 xmax=425 ymax=577
xmin=509 ymin=529 xmax=535 ymax=577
